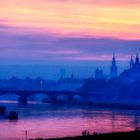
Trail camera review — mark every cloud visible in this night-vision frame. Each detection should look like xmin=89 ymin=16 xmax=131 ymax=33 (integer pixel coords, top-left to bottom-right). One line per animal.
xmin=0 ymin=0 xmax=140 ymax=40
xmin=35 ymin=0 xmax=140 ymax=5
xmin=0 ymin=27 xmax=140 ymax=65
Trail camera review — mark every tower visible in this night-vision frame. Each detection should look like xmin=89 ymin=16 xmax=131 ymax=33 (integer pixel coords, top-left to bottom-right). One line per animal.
xmin=134 ymin=53 xmax=140 ymax=68
xmin=130 ymin=55 xmax=134 ymax=69
xmin=110 ymin=52 xmax=117 ymax=78
xmin=95 ymin=68 xmax=104 ymax=79
xmin=95 ymin=68 xmax=100 ymax=79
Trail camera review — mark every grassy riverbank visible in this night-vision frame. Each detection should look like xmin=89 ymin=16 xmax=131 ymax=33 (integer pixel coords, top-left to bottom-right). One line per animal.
xmin=31 ymin=130 xmax=140 ymax=140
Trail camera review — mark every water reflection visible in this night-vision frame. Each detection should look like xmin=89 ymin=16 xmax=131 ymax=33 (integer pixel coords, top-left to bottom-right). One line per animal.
xmin=0 ymin=101 xmax=140 ymax=139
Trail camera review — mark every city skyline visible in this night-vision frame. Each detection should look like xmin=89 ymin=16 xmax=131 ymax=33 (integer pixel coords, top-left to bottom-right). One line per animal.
xmin=0 ymin=53 xmax=138 ymax=80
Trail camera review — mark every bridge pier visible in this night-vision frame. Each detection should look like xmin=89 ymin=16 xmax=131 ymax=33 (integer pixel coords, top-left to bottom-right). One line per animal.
xmin=18 ymin=96 xmax=27 ymax=106
xmin=49 ymin=96 xmax=58 ymax=103
xmin=67 ymin=95 xmax=74 ymax=102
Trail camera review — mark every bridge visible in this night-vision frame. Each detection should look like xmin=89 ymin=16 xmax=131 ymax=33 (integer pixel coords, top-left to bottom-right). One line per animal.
xmin=0 ymin=89 xmax=85 ymax=105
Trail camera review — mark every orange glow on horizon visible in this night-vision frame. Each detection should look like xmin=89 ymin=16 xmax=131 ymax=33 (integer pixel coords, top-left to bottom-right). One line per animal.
xmin=0 ymin=0 xmax=140 ymax=40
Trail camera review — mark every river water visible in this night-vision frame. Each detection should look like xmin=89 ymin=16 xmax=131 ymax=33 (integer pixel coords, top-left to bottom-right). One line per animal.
xmin=0 ymin=101 xmax=140 ymax=140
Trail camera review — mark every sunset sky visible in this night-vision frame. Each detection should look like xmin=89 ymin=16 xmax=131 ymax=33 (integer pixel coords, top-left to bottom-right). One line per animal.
xmin=0 ymin=0 xmax=140 ymax=67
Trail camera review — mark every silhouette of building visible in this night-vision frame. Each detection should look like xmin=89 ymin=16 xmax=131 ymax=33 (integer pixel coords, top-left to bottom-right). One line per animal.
xmin=120 ymin=53 xmax=140 ymax=83
xmin=129 ymin=53 xmax=140 ymax=70
xmin=130 ymin=55 xmax=134 ymax=69
xmin=110 ymin=52 xmax=118 ymax=78
xmin=133 ymin=53 xmax=140 ymax=69
xmin=95 ymin=68 xmax=104 ymax=79
xmin=57 ymin=77 xmax=84 ymax=91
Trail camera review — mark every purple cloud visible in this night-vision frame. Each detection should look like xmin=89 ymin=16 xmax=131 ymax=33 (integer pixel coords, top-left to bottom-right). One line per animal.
xmin=0 ymin=25 xmax=140 ymax=65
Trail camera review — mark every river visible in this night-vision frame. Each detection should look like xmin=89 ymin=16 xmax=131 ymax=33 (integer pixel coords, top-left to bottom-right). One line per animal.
xmin=0 ymin=101 xmax=140 ymax=140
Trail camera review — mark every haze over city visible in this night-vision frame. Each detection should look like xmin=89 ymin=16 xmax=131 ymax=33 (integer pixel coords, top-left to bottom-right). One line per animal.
xmin=0 ymin=0 xmax=140 ymax=79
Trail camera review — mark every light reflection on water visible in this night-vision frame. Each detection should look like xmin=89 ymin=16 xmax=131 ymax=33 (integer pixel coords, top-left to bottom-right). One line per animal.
xmin=0 ymin=101 xmax=140 ymax=139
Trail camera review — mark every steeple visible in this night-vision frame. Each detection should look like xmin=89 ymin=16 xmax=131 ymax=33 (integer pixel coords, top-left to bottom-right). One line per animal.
xmin=113 ymin=50 xmax=115 ymax=58
xmin=95 ymin=68 xmax=104 ymax=79
xmin=112 ymin=51 xmax=116 ymax=66
xmin=135 ymin=53 xmax=139 ymax=66
xmin=130 ymin=55 xmax=134 ymax=69
xmin=110 ymin=52 xmax=117 ymax=78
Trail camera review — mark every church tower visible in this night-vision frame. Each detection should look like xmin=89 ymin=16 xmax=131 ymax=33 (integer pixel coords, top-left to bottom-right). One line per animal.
xmin=110 ymin=52 xmax=118 ymax=78
xmin=95 ymin=68 xmax=100 ymax=79
xmin=95 ymin=68 xmax=104 ymax=79
xmin=134 ymin=53 xmax=140 ymax=68
xmin=130 ymin=56 xmax=134 ymax=69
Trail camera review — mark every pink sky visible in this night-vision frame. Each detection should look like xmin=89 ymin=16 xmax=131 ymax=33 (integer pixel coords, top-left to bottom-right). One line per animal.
xmin=0 ymin=0 xmax=140 ymax=63
xmin=0 ymin=0 xmax=140 ymax=39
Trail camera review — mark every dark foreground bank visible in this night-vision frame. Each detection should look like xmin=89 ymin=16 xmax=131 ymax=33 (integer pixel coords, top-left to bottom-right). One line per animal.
xmin=31 ymin=130 xmax=140 ymax=140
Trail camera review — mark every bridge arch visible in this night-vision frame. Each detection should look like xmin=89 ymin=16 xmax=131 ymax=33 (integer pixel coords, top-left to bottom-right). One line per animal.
xmin=72 ymin=95 xmax=82 ymax=101
xmin=56 ymin=94 xmax=69 ymax=102
xmin=0 ymin=89 xmax=84 ymax=104
xmin=28 ymin=93 xmax=50 ymax=102
xmin=0 ymin=93 xmax=20 ymax=101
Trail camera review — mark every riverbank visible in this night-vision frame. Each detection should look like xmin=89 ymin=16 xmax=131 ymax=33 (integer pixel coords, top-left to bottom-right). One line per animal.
xmin=83 ymin=102 xmax=140 ymax=110
xmin=31 ymin=130 xmax=140 ymax=140
xmin=54 ymin=101 xmax=140 ymax=111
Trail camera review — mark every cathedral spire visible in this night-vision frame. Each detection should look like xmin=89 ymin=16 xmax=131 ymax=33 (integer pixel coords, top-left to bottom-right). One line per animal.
xmin=113 ymin=50 xmax=115 ymax=58
xmin=110 ymin=52 xmax=117 ymax=78
xmin=134 ymin=53 xmax=140 ymax=68
xmin=112 ymin=51 xmax=116 ymax=66
xmin=130 ymin=55 xmax=134 ymax=69
xmin=135 ymin=53 xmax=139 ymax=64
